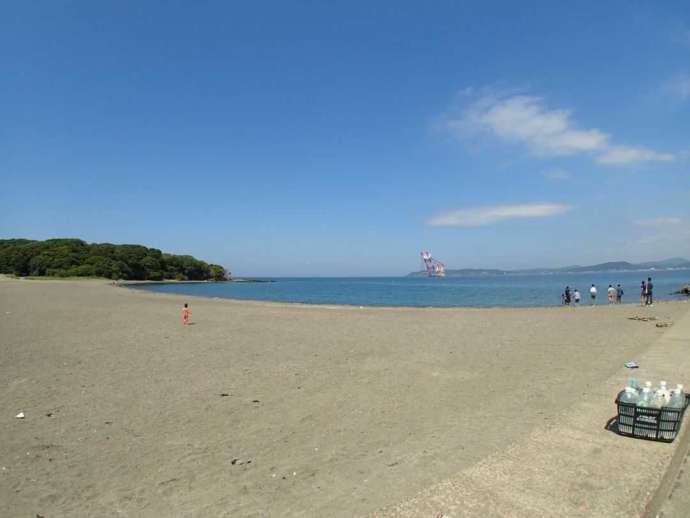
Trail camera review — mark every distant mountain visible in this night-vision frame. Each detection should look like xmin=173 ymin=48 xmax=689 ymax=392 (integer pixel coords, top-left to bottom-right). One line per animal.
xmin=407 ymin=258 xmax=690 ymax=277
xmin=560 ymin=259 xmax=690 ymax=273
xmin=566 ymin=261 xmax=636 ymax=273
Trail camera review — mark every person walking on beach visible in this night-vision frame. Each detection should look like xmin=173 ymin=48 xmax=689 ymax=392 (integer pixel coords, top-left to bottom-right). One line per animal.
xmin=646 ymin=277 xmax=654 ymax=305
xmin=616 ymin=284 xmax=624 ymax=304
xmin=574 ymin=289 xmax=581 ymax=305
xmin=590 ymin=284 xmax=597 ymax=305
xmin=607 ymin=284 xmax=616 ymax=304
xmin=640 ymin=281 xmax=647 ymax=306
xmin=564 ymin=286 xmax=571 ymax=305
xmin=182 ymin=303 xmax=191 ymax=325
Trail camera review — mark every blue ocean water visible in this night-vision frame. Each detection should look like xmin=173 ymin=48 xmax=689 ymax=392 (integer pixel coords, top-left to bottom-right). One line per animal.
xmin=129 ymin=270 xmax=690 ymax=308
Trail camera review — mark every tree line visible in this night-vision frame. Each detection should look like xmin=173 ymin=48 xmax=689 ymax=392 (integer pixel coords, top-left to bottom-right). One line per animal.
xmin=0 ymin=238 xmax=229 ymax=281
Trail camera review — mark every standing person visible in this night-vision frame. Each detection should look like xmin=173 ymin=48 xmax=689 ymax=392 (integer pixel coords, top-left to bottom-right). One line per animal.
xmin=590 ymin=284 xmax=598 ymax=305
xmin=640 ymin=281 xmax=647 ymax=306
xmin=607 ymin=284 xmax=616 ymax=304
xmin=564 ymin=286 xmax=571 ymax=305
xmin=182 ymin=303 xmax=191 ymax=325
xmin=646 ymin=277 xmax=654 ymax=306
xmin=616 ymin=284 xmax=624 ymax=304
xmin=574 ymin=288 xmax=581 ymax=305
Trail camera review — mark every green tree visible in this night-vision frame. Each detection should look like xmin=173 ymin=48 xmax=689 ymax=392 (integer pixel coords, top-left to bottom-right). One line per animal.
xmin=209 ymin=264 xmax=228 ymax=281
xmin=0 ymin=238 xmax=226 ymax=281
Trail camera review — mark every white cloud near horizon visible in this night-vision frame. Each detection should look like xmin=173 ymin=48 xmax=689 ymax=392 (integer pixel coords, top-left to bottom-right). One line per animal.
xmin=597 ymin=146 xmax=675 ymax=165
xmin=445 ymin=92 xmax=674 ymax=165
xmin=428 ymin=203 xmax=571 ymax=227
xmin=542 ymin=168 xmax=571 ymax=180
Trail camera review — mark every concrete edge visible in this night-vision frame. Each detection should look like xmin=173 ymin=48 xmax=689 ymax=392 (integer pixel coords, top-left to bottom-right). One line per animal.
xmin=368 ymin=305 xmax=690 ymax=517
xmin=644 ymin=405 xmax=690 ymax=517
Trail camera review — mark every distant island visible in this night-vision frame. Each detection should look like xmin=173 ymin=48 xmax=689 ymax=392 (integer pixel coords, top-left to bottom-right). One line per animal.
xmin=0 ymin=238 xmax=229 ymax=281
xmin=407 ymin=258 xmax=690 ymax=277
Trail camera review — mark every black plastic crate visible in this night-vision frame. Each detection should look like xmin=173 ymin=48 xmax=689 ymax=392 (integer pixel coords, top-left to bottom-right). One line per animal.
xmin=615 ymin=392 xmax=690 ymax=442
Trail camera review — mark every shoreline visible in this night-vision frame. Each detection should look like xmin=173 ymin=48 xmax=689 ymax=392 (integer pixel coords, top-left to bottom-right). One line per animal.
xmin=125 ymin=281 xmax=689 ymax=312
xmin=4 ymin=274 xmax=687 ymax=311
xmin=122 ymin=279 xmax=273 ymax=286
xmin=0 ymin=275 xmax=270 ymax=286
xmin=7 ymin=275 xmax=687 ymax=312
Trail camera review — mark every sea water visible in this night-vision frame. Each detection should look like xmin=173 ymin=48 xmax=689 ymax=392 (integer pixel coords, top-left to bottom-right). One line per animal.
xmin=129 ymin=269 xmax=690 ymax=308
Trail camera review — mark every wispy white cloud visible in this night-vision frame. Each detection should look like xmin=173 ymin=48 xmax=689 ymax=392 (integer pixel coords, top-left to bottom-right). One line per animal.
xmin=634 ymin=217 xmax=683 ymax=226
xmin=597 ymin=146 xmax=675 ymax=165
xmin=665 ymin=74 xmax=690 ymax=100
xmin=428 ymin=203 xmax=571 ymax=227
xmin=542 ymin=168 xmax=571 ymax=180
xmin=447 ymin=94 xmax=608 ymax=156
xmin=444 ymin=91 xmax=674 ymax=165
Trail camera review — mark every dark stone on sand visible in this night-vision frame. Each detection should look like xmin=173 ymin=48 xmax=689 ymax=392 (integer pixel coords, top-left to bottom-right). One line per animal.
xmin=674 ymin=284 xmax=690 ymax=296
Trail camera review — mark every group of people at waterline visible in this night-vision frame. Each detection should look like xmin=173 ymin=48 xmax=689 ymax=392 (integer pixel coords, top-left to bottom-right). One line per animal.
xmin=561 ymin=277 xmax=654 ymax=306
xmin=178 ymin=279 xmax=656 ymax=321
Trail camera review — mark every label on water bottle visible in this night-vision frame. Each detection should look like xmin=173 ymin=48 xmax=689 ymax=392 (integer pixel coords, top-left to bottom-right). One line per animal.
xmin=637 ymin=415 xmax=658 ymax=425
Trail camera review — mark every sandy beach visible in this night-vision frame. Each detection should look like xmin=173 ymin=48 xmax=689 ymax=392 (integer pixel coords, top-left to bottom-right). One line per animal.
xmin=1 ymin=277 xmax=689 ymax=517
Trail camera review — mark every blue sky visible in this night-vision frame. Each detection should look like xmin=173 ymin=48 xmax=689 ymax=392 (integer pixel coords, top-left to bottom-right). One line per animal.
xmin=2 ymin=1 xmax=689 ymax=276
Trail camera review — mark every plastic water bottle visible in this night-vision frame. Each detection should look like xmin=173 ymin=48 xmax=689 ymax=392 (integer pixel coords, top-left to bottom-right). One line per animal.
xmin=621 ymin=386 xmax=639 ymax=404
xmin=638 ymin=387 xmax=653 ymax=408
xmin=619 ymin=387 xmax=639 ymax=433
xmin=652 ymin=381 xmax=669 ymax=408
xmin=660 ymin=384 xmax=685 ymax=439
xmin=669 ymin=385 xmax=685 ymax=408
xmin=639 ymin=381 xmax=653 ymax=405
xmin=634 ymin=386 xmax=655 ymax=437
xmin=659 ymin=381 xmax=670 ymax=402
xmin=637 ymin=390 xmax=654 ymax=408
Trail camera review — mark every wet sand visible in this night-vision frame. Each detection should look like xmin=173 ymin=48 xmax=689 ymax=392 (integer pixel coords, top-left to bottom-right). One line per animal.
xmin=1 ymin=278 xmax=688 ymax=517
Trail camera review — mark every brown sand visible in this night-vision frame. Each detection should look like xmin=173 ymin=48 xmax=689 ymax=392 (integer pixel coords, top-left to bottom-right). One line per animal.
xmin=1 ymin=278 xmax=688 ymax=517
